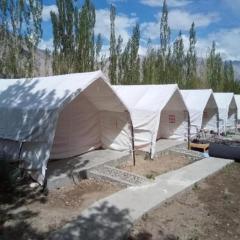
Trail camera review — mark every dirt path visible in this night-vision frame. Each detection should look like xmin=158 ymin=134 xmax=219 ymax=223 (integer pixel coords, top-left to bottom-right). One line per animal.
xmin=0 ymin=178 xmax=122 ymax=240
xmin=128 ymin=162 xmax=240 ymax=240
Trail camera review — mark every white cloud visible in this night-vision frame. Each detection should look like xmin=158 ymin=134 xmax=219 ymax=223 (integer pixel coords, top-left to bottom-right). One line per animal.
xmin=141 ymin=10 xmax=220 ymax=40
xmin=169 ymin=10 xmax=220 ymax=30
xmin=140 ymin=0 xmax=192 ymax=7
xmin=42 ymin=5 xmax=57 ymax=22
xmin=141 ymin=21 xmax=160 ymax=40
xmin=197 ymin=28 xmax=240 ymax=60
xmin=38 ymin=38 xmax=53 ymax=51
xmin=95 ymin=9 xmax=137 ymax=44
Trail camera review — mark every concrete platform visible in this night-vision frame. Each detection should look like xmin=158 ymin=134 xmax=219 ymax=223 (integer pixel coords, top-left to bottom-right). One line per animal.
xmin=47 ymin=139 xmax=184 ymax=190
xmin=49 ymin=157 xmax=233 ymax=240
xmin=47 ymin=149 xmax=130 ymax=190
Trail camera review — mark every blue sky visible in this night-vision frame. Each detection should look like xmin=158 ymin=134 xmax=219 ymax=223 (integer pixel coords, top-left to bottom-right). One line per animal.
xmin=40 ymin=0 xmax=240 ymax=60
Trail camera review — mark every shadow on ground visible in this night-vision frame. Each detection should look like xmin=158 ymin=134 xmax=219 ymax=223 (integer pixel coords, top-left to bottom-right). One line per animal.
xmin=1 ymin=160 xmax=132 ymax=240
xmin=0 ymin=160 xmax=48 ymax=240
xmin=49 ymin=201 xmax=132 ymax=240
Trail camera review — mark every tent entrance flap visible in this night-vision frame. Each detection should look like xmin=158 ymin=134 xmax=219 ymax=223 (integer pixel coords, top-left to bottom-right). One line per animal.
xmin=157 ymin=90 xmax=188 ymax=139
xmin=51 ymin=79 xmax=133 ymax=160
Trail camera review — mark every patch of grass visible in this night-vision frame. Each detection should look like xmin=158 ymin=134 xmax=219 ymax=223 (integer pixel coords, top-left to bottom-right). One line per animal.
xmin=145 ymin=174 xmax=155 ymax=180
xmin=192 ymin=183 xmax=200 ymax=191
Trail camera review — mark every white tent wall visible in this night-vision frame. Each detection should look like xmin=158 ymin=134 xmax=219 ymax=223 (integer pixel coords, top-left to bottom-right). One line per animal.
xmin=157 ymin=90 xmax=188 ymax=139
xmin=202 ymin=94 xmax=218 ymax=131
xmin=235 ymin=95 xmax=240 ymax=122
xmin=0 ymin=71 xmax=133 ymax=185
xmin=50 ymin=93 xmax=101 ymax=159
xmin=130 ymin=109 xmax=159 ymax=154
xmin=113 ymin=85 xmax=188 ymax=158
xmin=181 ymin=90 xmax=218 ymax=135
xmin=214 ymin=93 xmax=237 ymax=131
xmin=228 ymin=98 xmax=238 ymax=129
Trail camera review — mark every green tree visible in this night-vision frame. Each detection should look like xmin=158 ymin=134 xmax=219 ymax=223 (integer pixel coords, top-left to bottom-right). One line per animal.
xmin=206 ymin=41 xmax=224 ymax=91
xmin=172 ymin=31 xmax=185 ymax=87
xmin=109 ymin=4 xmax=117 ymax=84
xmin=0 ymin=0 xmax=42 ymax=78
xmin=223 ymin=61 xmax=235 ymax=92
xmin=160 ymin=0 xmax=170 ymax=70
xmin=142 ymin=39 xmax=158 ymax=84
xmin=51 ymin=0 xmax=76 ymax=74
xmin=116 ymin=35 xmax=123 ymax=84
xmin=95 ymin=33 xmax=102 ymax=70
xmin=76 ymin=0 xmax=95 ymax=72
xmin=122 ymin=23 xmax=140 ymax=84
xmin=185 ymin=22 xmax=197 ymax=88
xmin=129 ymin=23 xmax=140 ymax=84
xmin=51 ymin=0 xmax=96 ymax=74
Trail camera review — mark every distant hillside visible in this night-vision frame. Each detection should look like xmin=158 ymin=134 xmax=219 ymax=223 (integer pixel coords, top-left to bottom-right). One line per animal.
xmin=34 ymin=48 xmax=53 ymax=77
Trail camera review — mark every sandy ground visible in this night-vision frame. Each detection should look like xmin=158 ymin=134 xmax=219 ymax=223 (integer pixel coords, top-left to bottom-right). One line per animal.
xmin=119 ymin=152 xmax=192 ymax=178
xmin=128 ymin=162 xmax=240 ymax=240
xmin=0 ymin=178 xmax=122 ymax=240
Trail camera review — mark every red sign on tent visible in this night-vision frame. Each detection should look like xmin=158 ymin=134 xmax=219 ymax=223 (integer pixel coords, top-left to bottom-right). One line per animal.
xmin=169 ymin=115 xmax=176 ymax=123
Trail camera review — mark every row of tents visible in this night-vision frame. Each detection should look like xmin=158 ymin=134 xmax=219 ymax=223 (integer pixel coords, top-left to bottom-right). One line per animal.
xmin=0 ymin=70 xmax=239 ymax=184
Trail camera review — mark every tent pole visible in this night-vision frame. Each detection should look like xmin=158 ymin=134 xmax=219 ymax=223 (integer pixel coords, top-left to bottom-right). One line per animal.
xmin=131 ymin=123 xmax=136 ymax=166
xmin=128 ymin=111 xmax=136 ymax=166
xmin=187 ymin=113 xmax=190 ymax=150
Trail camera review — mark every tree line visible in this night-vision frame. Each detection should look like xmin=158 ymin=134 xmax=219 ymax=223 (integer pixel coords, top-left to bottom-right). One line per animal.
xmin=0 ymin=0 xmax=239 ymax=93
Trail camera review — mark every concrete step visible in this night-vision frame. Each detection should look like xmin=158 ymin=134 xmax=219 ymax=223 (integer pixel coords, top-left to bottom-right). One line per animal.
xmin=89 ymin=165 xmax=150 ymax=187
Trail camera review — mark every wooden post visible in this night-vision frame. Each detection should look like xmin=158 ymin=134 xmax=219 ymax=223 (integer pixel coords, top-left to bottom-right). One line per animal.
xmin=188 ymin=113 xmax=190 ymax=150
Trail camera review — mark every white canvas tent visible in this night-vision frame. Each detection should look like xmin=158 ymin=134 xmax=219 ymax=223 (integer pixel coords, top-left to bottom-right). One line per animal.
xmin=234 ymin=95 xmax=240 ymax=122
xmin=214 ymin=92 xmax=237 ymax=132
xmin=0 ymin=71 xmax=133 ymax=184
xmin=113 ymin=84 xmax=188 ymax=157
xmin=181 ymin=89 xmax=219 ymax=135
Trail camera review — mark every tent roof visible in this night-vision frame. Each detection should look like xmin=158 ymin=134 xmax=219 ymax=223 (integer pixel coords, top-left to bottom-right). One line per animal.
xmin=113 ymin=84 xmax=180 ymax=112
xmin=181 ymin=89 xmax=216 ymax=111
xmin=0 ymin=70 xmax=125 ymax=111
xmin=214 ymin=92 xmax=237 ymax=110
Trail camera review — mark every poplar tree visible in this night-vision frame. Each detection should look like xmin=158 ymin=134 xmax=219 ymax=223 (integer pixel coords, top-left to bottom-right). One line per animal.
xmin=122 ymin=23 xmax=140 ymax=84
xmin=95 ymin=33 xmax=102 ymax=70
xmin=129 ymin=23 xmax=140 ymax=84
xmin=51 ymin=0 xmax=75 ymax=74
xmin=121 ymin=41 xmax=131 ymax=84
xmin=142 ymin=39 xmax=158 ymax=84
xmin=160 ymin=0 xmax=170 ymax=79
xmin=185 ymin=22 xmax=197 ymax=88
xmin=116 ymin=35 xmax=123 ymax=84
xmin=223 ymin=61 xmax=235 ymax=92
xmin=0 ymin=0 xmax=42 ymax=78
xmin=109 ymin=4 xmax=117 ymax=84
xmin=76 ymin=0 xmax=95 ymax=72
xmin=206 ymin=41 xmax=224 ymax=91
xmin=51 ymin=0 xmax=96 ymax=74
xmin=172 ymin=31 xmax=185 ymax=87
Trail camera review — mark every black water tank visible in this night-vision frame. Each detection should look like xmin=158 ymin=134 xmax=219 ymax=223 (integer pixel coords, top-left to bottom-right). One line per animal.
xmin=209 ymin=142 xmax=240 ymax=161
